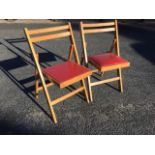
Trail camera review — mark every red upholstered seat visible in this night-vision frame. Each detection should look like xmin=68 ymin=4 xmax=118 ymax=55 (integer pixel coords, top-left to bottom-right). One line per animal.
xmin=88 ymin=53 xmax=130 ymax=71
xmin=43 ymin=61 xmax=92 ymax=88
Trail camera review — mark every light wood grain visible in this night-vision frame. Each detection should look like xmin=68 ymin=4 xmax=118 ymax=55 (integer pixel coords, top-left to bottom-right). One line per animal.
xmin=25 ymin=28 xmax=58 ymax=124
xmin=25 ymin=23 xmax=91 ymax=123
xmin=51 ymin=86 xmax=84 ymax=106
xmin=29 ymin=25 xmax=69 ymax=35
xmin=84 ymin=27 xmax=115 ymax=34
xmin=80 ymin=20 xmax=130 ymax=101
xmin=31 ymin=31 xmax=71 ymax=43
xmin=90 ymin=77 xmax=120 ymax=87
xmin=82 ymin=22 xmax=115 ymax=28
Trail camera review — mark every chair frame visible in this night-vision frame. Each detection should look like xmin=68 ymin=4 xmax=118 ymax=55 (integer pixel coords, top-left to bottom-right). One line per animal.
xmin=24 ymin=23 xmax=91 ymax=124
xmin=80 ymin=20 xmax=130 ymax=102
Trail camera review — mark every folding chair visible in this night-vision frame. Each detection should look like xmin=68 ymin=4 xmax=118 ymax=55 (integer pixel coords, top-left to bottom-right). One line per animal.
xmin=24 ymin=23 xmax=92 ymax=124
xmin=80 ymin=20 xmax=130 ymax=102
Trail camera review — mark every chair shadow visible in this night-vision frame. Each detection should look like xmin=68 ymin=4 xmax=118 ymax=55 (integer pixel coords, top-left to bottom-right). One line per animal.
xmin=0 ymin=119 xmax=61 ymax=135
xmin=6 ymin=38 xmax=58 ymax=67
xmin=119 ymin=23 xmax=155 ymax=65
xmin=1 ymin=37 xmax=86 ymax=123
xmin=0 ymin=52 xmax=53 ymax=122
xmin=131 ymin=42 xmax=155 ymax=64
xmin=23 ymin=41 xmax=85 ymax=100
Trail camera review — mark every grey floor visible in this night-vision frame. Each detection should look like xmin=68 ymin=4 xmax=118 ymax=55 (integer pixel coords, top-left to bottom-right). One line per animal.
xmin=0 ymin=20 xmax=155 ymax=134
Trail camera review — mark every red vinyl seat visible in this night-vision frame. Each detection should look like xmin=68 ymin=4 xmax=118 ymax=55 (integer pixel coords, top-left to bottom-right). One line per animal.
xmin=88 ymin=53 xmax=130 ymax=71
xmin=43 ymin=61 xmax=92 ymax=88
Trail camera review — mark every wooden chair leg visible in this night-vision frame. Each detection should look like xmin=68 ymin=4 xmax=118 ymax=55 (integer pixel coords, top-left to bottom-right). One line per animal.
xmin=117 ymin=68 xmax=123 ymax=93
xmin=49 ymin=105 xmax=57 ymax=124
xmin=35 ymin=70 xmax=39 ymax=100
xmin=87 ymin=76 xmax=93 ymax=102
xmin=81 ymin=79 xmax=90 ymax=103
xmin=43 ymin=85 xmax=58 ymax=124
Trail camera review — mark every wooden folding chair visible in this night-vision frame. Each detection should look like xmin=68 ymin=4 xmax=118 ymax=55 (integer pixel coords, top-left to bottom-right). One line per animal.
xmin=80 ymin=20 xmax=130 ymax=102
xmin=24 ymin=23 xmax=92 ymax=124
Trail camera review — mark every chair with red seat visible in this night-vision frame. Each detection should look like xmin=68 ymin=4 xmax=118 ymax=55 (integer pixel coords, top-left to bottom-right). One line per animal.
xmin=24 ymin=23 xmax=92 ymax=124
xmin=80 ymin=20 xmax=130 ymax=102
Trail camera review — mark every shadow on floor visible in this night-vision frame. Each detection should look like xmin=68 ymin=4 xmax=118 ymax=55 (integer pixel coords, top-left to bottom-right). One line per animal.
xmin=119 ymin=22 xmax=155 ymax=64
xmin=0 ymin=37 xmax=86 ymax=133
xmin=0 ymin=119 xmax=63 ymax=135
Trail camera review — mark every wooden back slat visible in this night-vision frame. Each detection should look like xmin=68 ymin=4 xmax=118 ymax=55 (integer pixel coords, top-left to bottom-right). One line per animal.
xmin=31 ymin=31 xmax=71 ymax=43
xmin=28 ymin=25 xmax=69 ymax=35
xmin=84 ymin=27 xmax=115 ymax=34
xmin=82 ymin=22 xmax=115 ymax=28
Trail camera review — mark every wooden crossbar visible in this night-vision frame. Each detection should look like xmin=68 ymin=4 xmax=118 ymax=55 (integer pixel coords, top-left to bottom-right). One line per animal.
xmin=31 ymin=31 xmax=71 ymax=43
xmin=90 ymin=77 xmax=120 ymax=87
xmin=50 ymin=86 xmax=84 ymax=106
xmin=84 ymin=27 xmax=115 ymax=34
xmin=28 ymin=25 xmax=69 ymax=35
xmin=82 ymin=22 xmax=115 ymax=28
xmin=38 ymin=82 xmax=54 ymax=91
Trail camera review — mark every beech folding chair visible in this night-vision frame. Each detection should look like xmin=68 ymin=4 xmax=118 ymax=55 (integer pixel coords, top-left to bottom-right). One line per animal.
xmin=24 ymin=23 xmax=92 ymax=124
xmin=80 ymin=20 xmax=130 ymax=102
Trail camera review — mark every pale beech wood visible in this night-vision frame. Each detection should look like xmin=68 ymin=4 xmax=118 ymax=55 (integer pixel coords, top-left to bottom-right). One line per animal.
xmin=68 ymin=44 xmax=74 ymax=61
xmin=80 ymin=22 xmax=92 ymax=101
xmin=90 ymin=77 xmax=120 ymax=87
xmin=117 ymin=68 xmax=123 ymax=93
xmin=35 ymin=53 xmax=39 ymax=100
xmin=114 ymin=20 xmax=120 ymax=56
xmin=84 ymin=27 xmax=115 ymax=34
xmin=80 ymin=20 xmax=130 ymax=101
xmin=25 ymin=23 xmax=91 ymax=123
xmin=87 ymin=76 xmax=93 ymax=102
xmin=38 ymin=82 xmax=54 ymax=91
xmin=82 ymin=22 xmax=115 ymax=28
xmin=81 ymin=79 xmax=90 ymax=103
xmin=31 ymin=31 xmax=71 ymax=43
xmin=29 ymin=25 xmax=69 ymax=35
xmin=68 ymin=22 xmax=80 ymax=64
xmin=80 ymin=22 xmax=88 ymax=64
xmin=25 ymin=28 xmax=58 ymax=124
xmin=114 ymin=20 xmax=123 ymax=92
xmin=35 ymin=69 xmax=39 ymax=100
xmin=50 ymin=86 xmax=84 ymax=106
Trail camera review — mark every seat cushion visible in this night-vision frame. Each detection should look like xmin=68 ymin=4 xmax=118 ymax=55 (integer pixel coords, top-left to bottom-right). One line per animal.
xmin=88 ymin=53 xmax=130 ymax=71
xmin=43 ymin=61 xmax=92 ymax=88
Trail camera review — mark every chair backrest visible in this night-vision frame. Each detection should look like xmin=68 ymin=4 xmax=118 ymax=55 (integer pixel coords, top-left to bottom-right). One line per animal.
xmin=25 ymin=23 xmax=80 ymax=65
xmin=24 ymin=23 xmax=80 ymax=100
xmin=80 ymin=20 xmax=120 ymax=64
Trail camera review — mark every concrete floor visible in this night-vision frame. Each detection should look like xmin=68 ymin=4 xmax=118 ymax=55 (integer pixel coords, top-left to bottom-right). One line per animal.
xmin=0 ymin=21 xmax=155 ymax=134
